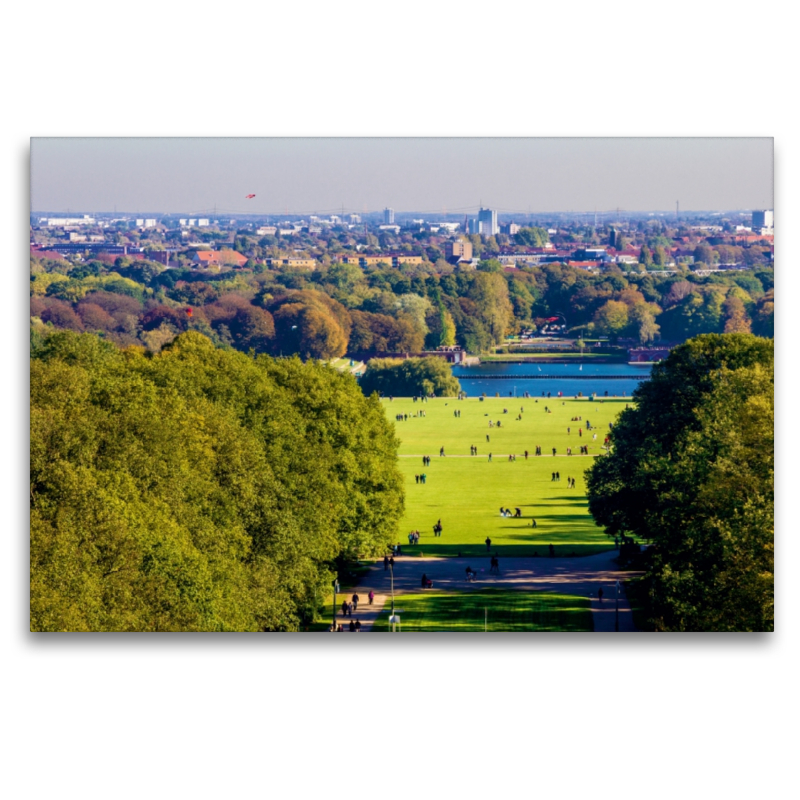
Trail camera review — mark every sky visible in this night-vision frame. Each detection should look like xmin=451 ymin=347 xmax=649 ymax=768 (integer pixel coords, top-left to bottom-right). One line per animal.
xmin=30 ymin=137 xmax=773 ymax=216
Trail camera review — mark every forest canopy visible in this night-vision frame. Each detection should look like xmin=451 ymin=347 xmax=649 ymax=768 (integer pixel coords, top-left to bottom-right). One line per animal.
xmin=585 ymin=333 xmax=774 ymax=631
xmin=30 ymin=331 xmax=405 ymax=631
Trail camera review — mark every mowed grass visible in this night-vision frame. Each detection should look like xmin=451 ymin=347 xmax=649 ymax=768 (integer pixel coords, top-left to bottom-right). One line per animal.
xmin=383 ymin=396 xmax=628 ymax=558
xmin=371 ymin=589 xmax=592 ymax=632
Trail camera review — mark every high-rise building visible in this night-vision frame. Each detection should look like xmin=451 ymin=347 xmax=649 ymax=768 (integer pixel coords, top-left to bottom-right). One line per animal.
xmin=384 ymin=207 xmax=395 ymax=224
xmin=751 ymin=209 xmax=774 ymax=230
xmin=477 ymin=207 xmax=498 ymax=236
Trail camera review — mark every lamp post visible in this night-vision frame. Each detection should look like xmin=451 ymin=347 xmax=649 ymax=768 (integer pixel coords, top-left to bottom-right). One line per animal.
xmin=390 ymin=560 xmax=395 ymax=617
xmin=332 ymin=577 xmax=339 ymax=631
xmin=615 ymin=579 xmax=620 ymax=632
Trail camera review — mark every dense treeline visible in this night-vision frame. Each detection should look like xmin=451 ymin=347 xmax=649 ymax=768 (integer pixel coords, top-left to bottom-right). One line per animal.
xmin=30 ymin=331 xmax=404 ymax=631
xmin=359 ymin=357 xmax=462 ymax=398
xmin=31 ymin=251 xmax=774 ymax=360
xmin=585 ymin=334 xmax=774 ymax=631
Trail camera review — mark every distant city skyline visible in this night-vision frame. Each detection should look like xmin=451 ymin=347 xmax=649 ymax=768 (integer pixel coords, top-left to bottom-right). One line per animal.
xmin=31 ymin=137 xmax=773 ymax=215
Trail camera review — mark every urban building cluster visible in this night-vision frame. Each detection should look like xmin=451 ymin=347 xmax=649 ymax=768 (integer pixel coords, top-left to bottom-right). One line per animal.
xmin=31 ymin=207 xmax=774 ymax=276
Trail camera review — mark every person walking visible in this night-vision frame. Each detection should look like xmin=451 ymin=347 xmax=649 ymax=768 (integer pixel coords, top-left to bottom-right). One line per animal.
xmin=355 ymin=619 xmax=362 ymax=632
xmin=488 ymin=453 xmax=492 ymax=462
xmin=485 ymin=537 xmax=492 ymax=552
xmin=352 ymin=592 xmax=359 ymax=611
xmin=384 ymin=555 xmax=389 ymax=571
xmin=598 ymin=587 xmax=604 ymax=603
xmin=415 ymin=474 xmax=419 ymax=484
xmin=341 ymin=599 xmax=348 ymax=617
xmin=368 ymin=590 xmax=375 ymax=605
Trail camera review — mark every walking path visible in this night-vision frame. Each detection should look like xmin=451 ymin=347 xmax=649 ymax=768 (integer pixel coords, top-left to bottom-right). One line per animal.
xmin=333 ymin=549 xmax=639 ymax=632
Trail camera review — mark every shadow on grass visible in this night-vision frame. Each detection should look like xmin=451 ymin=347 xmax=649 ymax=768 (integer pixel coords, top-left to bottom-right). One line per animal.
xmin=396 ymin=543 xmax=614 ymax=559
xmin=371 ymin=588 xmax=592 ymax=632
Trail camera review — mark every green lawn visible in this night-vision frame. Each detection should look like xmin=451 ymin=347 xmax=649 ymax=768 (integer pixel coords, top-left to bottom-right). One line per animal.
xmin=371 ymin=589 xmax=592 ymax=632
xmin=383 ymin=396 xmax=627 ymax=558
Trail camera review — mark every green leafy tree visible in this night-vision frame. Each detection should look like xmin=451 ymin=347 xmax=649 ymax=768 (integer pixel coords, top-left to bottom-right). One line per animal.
xmin=359 ymin=356 xmax=461 ymax=397
xmin=31 ymin=330 xmax=404 ymax=631
xmin=593 ymin=299 xmax=630 ymax=337
xmin=514 ymin=227 xmax=550 ymax=248
xmin=585 ymin=334 xmax=773 ymax=631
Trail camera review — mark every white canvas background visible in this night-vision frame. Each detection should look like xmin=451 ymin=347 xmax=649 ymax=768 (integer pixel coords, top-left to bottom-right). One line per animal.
xmin=3 ymin=3 xmax=794 ymax=798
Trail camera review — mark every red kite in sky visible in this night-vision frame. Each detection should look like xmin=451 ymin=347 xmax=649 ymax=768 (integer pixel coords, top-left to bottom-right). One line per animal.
xmin=245 ymin=194 xmax=256 ymax=199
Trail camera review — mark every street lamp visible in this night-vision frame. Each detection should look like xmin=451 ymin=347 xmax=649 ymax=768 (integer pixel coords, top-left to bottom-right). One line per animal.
xmin=390 ymin=560 xmax=395 ymax=616
xmin=331 ymin=577 xmax=339 ymax=631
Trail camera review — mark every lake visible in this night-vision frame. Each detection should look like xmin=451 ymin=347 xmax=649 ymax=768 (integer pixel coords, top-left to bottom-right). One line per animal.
xmin=452 ymin=361 xmax=651 ymax=398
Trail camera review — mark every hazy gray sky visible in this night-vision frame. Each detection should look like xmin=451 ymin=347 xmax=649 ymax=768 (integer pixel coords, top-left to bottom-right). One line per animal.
xmin=30 ymin=137 xmax=773 ymax=215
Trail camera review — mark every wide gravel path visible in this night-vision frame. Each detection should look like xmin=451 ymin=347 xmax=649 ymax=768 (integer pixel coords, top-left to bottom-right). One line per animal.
xmin=333 ymin=549 xmax=640 ymax=633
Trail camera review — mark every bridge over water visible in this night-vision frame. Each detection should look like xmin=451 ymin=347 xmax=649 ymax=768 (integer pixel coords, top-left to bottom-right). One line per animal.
xmin=453 ymin=373 xmax=648 ymax=380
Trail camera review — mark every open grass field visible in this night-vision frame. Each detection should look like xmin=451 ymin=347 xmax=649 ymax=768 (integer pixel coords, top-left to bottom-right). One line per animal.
xmin=382 ymin=396 xmax=628 ymax=558
xmin=371 ymin=589 xmax=593 ymax=632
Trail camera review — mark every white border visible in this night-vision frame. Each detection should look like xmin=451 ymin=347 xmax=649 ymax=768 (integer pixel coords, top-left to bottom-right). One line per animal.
xmin=5 ymin=3 xmax=794 ymax=798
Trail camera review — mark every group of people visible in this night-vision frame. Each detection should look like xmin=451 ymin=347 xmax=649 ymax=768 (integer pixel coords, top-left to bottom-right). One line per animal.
xmin=414 ymin=473 xmax=428 ymax=484
xmin=452 ymin=409 xmax=462 ymax=417
xmin=470 ymin=445 xmax=479 ymax=455
xmin=420 ymin=573 xmax=433 ymax=588
xmin=432 ymin=519 xmax=443 ymax=537
xmin=332 ymin=620 xmax=362 ymax=632
xmin=566 ymin=476 xmax=577 ymax=488
xmin=499 ymin=507 xmax=522 ymax=518
xmin=335 ymin=590 xmax=377 ymax=631
xmin=407 ymin=529 xmax=421 ymax=545
xmin=489 ymin=555 xmax=500 ymax=573
xmin=551 ymin=471 xmax=561 ymax=481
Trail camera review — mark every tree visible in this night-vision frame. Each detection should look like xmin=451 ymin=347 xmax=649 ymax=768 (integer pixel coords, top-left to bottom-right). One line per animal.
xmin=30 ymin=330 xmax=404 ymax=631
xmin=359 ymin=356 xmax=461 ymax=397
xmin=693 ymin=243 xmax=716 ymax=265
xmin=752 ymin=290 xmax=774 ymax=338
xmin=514 ymin=227 xmax=550 ymax=248
xmin=723 ymin=296 xmax=752 ymax=334
xmin=593 ymin=300 xmax=629 ymax=337
xmin=638 ymin=245 xmax=653 ymax=267
xmin=585 ymin=334 xmax=773 ymax=631
xmin=467 ymin=272 xmax=514 ymax=345
xmin=628 ymin=302 xmax=661 ymax=344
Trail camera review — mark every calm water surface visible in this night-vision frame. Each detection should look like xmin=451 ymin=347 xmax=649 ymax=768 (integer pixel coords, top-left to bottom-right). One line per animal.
xmin=452 ymin=361 xmax=651 ymax=398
